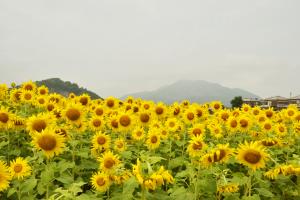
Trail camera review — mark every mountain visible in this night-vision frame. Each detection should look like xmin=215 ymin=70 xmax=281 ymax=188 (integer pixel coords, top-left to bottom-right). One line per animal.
xmin=35 ymin=78 xmax=101 ymax=99
xmin=121 ymin=80 xmax=260 ymax=106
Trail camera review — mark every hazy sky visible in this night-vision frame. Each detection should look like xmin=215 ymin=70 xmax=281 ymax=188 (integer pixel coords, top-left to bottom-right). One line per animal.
xmin=1 ymin=0 xmax=299 ymax=98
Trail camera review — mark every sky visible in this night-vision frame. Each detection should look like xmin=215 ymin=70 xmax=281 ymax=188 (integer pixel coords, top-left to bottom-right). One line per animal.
xmin=0 ymin=0 xmax=299 ymax=98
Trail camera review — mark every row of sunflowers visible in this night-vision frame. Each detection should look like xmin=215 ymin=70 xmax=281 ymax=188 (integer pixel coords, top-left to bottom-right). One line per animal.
xmin=1 ymin=81 xmax=300 ymax=199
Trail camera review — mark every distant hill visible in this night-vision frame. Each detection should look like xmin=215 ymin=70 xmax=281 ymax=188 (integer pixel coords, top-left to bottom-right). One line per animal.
xmin=36 ymin=78 xmax=101 ymax=99
xmin=121 ymin=80 xmax=260 ymax=106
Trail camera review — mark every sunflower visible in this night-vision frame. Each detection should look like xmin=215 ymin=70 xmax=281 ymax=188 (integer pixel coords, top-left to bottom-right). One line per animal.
xmin=90 ymin=172 xmax=110 ymax=192
xmin=153 ymin=102 xmax=167 ymax=119
xmin=188 ymin=124 xmax=205 ymax=138
xmin=108 ymin=115 xmax=119 ymax=131
xmin=146 ymin=129 xmax=161 ymax=150
xmin=138 ymin=110 xmax=152 ymax=126
xmin=0 ymin=107 xmax=13 ymax=129
xmin=260 ymin=120 xmax=274 ymax=133
xmin=264 ymin=108 xmax=274 ymax=119
xmin=34 ymin=96 xmax=47 ymax=107
xmin=89 ymin=115 xmax=104 ymax=131
xmin=77 ymin=94 xmax=91 ymax=106
xmin=131 ymin=127 xmax=145 ymax=141
xmin=9 ymin=157 xmax=31 ymax=180
xmin=182 ymin=107 xmax=197 ymax=125
xmin=0 ymin=160 xmax=12 ymax=192
xmin=10 ymin=88 xmax=22 ymax=102
xmin=236 ymin=141 xmax=269 ymax=171
xmin=187 ymin=136 xmax=206 ymax=157
xmin=285 ymin=105 xmax=298 ymax=119
xmin=165 ymin=118 xmax=179 ymax=132
xmin=238 ymin=115 xmax=252 ymax=132
xmin=94 ymin=105 xmax=105 ymax=117
xmin=202 ymin=144 xmax=233 ymax=166
xmin=63 ymin=103 xmax=85 ymax=125
xmin=218 ymin=109 xmax=230 ymax=123
xmin=274 ymin=123 xmax=287 ymax=137
xmin=92 ymin=132 xmax=111 ymax=150
xmin=260 ymin=138 xmax=281 ymax=147
xmin=105 ymin=96 xmax=118 ymax=109
xmin=170 ymin=103 xmax=181 ymax=118
xmin=37 ymin=85 xmax=49 ymax=95
xmin=208 ymin=123 xmax=223 ymax=138
xmin=32 ymin=128 xmax=66 ymax=158
xmin=226 ymin=116 xmax=239 ymax=133
xmin=0 ymin=84 xmax=8 ymax=100
xmin=114 ymin=138 xmax=126 ymax=152
xmin=252 ymin=106 xmax=261 ymax=116
xmin=194 ymin=105 xmax=208 ymax=120
xmin=98 ymin=151 xmax=120 ymax=174
xmin=210 ymin=101 xmax=223 ymax=112
xmin=26 ymin=113 xmax=54 ymax=135
xmin=21 ymin=80 xmax=37 ymax=91
xmin=118 ymin=112 xmax=135 ymax=132
xmin=20 ymin=90 xmax=35 ymax=103
xmin=241 ymin=104 xmax=251 ymax=113
xmin=159 ymin=127 xmax=169 ymax=140
xmin=217 ymin=183 xmax=239 ymax=194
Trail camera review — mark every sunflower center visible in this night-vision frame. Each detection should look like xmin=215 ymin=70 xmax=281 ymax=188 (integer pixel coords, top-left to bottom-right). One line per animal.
xmin=95 ymin=108 xmax=104 ymax=116
xmin=174 ymin=108 xmax=180 ymax=115
xmin=230 ymin=120 xmax=238 ymax=128
xmin=14 ymin=164 xmax=23 ymax=173
xmin=136 ymin=131 xmax=142 ymax=136
xmin=144 ymin=104 xmax=150 ymax=109
xmin=151 ymin=136 xmax=158 ymax=143
xmin=214 ymin=104 xmax=220 ymax=110
xmin=14 ymin=91 xmax=21 ymax=100
xmin=38 ymin=135 xmax=57 ymax=151
xmin=107 ymin=100 xmax=114 ymax=108
xmin=104 ymin=158 xmax=115 ymax=169
xmin=278 ymin=126 xmax=285 ymax=132
xmin=96 ymin=177 xmax=106 ymax=186
xmin=111 ymin=120 xmax=118 ymax=128
xmin=0 ymin=113 xmax=9 ymax=123
xmin=79 ymin=97 xmax=88 ymax=105
xmin=117 ymin=142 xmax=123 ymax=148
xmin=187 ymin=113 xmax=194 ymax=120
xmin=240 ymin=119 xmax=248 ymax=128
xmin=253 ymin=110 xmax=259 ymax=115
xmin=47 ymin=104 xmax=54 ymax=111
xmin=156 ymin=107 xmax=164 ymax=115
xmin=192 ymin=142 xmax=203 ymax=150
xmin=97 ymin=136 xmax=106 ymax=145
xmin=93 ymin=119 xmax=102 ymax=127
xmin=259 ymin=117 xmax=265 ymax=122
xmin=40 ymin=89 xmax=46 ymax=95
xmin=32 ymin=119 xmax=47 ymax=132
xmin=288 ymin=110 xmax=295 ymax=116
xmin=161 ymin=130 xmax=167 ymax=135
xmin=221 ymin=113 xmax=229 ymax=121
xmin=66 ymin=108 xmax=81 ymax=121
xmin=120 ymin=115 xmax=131 ymax=127
xmin=140 ymin=113 xmax=150 ymax=123
xmin=264 ymin=123 xmax=271 ymax=130
xmin=244 ymin=150 xmax=261 ymax=164
xmin=169 ymin=122 xmax=175 ymax=127
xmin=38 ymin=98 xmax=45 ymax=104
xmin=262 ymin=140 xmax=277 ymax=146
xmin=266 ymin=111 xmax=273 ymax=118
xmin=24 ymin=84 xmax=33 ymax=90
xmin=24 ymin=93 xmax=32 ymax=100
xmin=192 ymin=128 xmax=202 ymax=136
xmin=213 ymin=149 xmax=226 ymax=162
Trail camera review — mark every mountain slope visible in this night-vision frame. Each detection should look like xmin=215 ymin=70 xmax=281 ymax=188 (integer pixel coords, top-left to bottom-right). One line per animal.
xmin=36 ymin=78 xmax=101 ymax=99
xmin=121 ymin=80 xmax=259 ymax=106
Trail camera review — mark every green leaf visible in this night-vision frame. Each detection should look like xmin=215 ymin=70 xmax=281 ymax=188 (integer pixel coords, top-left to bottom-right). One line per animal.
xmin=122 ymin=177 xmax=139 ymax=200
xmin=242 ymin=194 xmax=261 ymax=200
xmin=168 ymin=157 xmax=185 ymax=169
xmin=56 ymin=174 xmax=74 ymax=185
xmin=21 ymin=178 xmax=37 ymax=193
xmin=7 ymin=188 xmax=16 ymax=198
xmin=255 ymin=188 xmax=274 ymax=197
xmin=69 ymin=181 xmax=85 ymax=195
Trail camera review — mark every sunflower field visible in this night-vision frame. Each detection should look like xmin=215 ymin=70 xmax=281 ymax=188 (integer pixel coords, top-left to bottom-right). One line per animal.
xmin=1 ymin=81 xmax=300 ymax=200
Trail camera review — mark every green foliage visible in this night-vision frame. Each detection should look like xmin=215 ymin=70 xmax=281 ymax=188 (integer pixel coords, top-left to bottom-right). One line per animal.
xmin=231 ymin=96 xmax=243 ymax=108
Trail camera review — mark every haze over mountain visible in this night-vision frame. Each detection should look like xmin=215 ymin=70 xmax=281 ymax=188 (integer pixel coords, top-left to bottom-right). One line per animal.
xmin=121 ymin=80 xmax=260 ymax=106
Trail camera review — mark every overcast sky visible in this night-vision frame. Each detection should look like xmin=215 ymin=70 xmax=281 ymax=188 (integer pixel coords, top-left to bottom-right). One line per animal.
xmin=0 ymin=0 xmax=299 ymax=98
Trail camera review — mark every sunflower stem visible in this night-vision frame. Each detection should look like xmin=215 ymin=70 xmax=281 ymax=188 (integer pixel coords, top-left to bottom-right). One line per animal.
xmin=17 ymin=181 xmax=22 ymax=200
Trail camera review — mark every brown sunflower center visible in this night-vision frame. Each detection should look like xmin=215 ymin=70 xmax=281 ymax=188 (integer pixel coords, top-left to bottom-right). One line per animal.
xmin=151 ymin=136 xmax=158 ymax=143
xmin=240 ymin=119 xmax=248 ymax=128
xmin=278 ymin=126 xmax=285 ymax=132
xmin=136 ymin=131 xmax=142 ymax=137
xmin=32 ymin=119 xmax=47 ymax=132
xmin=95 ymin=108 xmax=104 ymax=116
xmin=253 ymin=110 xmax=259 ymax=115
xmin=106 ymin=99 xmax=114 ymax=108
xmin=111 ymin=120 xmax=118 ymax=128
xmin=192 ymin=128 xmax=202 ymax=137
xmin=97 ymin=136 xmax=106 ymax=145
xmin=140 ymin=113 xmax=150 ymax=123
xmin=79 ymin=97 xmax=88 ymax=106
xmin=264 ymin=123 xmax=272 ymax=130
xmin=288 ymin=110 xmax=295 ymax=116
xmin=47 ymin=104 xmax=54 ymax=111
xmin=174 ymin=108 xmax=180 ymax=115
xmin=144 ymin=104 xmax=150 ymax=110
xmin=214 ymin=104 xmax=220 ymax=110
xmin=24 ymin=93 xmax=32 ymax=100
xmin=169 ymin=121 xmax=175 ymax=127
xmin=244 ymin=150 xmax=261 ymax=164
xmin=187 ymin=112 xmax=195 ymax=120
xmin=266 ymin=111 xmax=273 ymax=118
xmin=24 ymin=84 xmax=33 ymax=90
xmin=38 ymin=135 xmax=57 ymax=151
xmin=93 ymin=119 xmax=102 ymax=127
xmin=230 ymin=120 xmax=238 ymax=128
xmin=117 ymin=142 xmax=124 ymax=148
xmin=221 ymin=113 xmax=229 ymax=121
xmin=104 ymin=158 xmax=115 ymax=169
xmin=192 ymin=142 xmax=203 ymax=150
xmin=96 ymin=177 xmax=106 ymax=186
xmin=213 ymin=149 xmax=226 ymax=162
xmin=14 ymin=164 xmax=23 ymax=173
xmin=38 ymin=98 xmax=45 ymax=104
xmin=66 ymin=108 xmax=81 ymax=121
xmin=0 ymin=113 xmax=9 ymax=123
xmin=39 ymin=89 xmax=46 ymax=95
xmin=120 ymin=115 xmax=131 ymax=127
xmin=155 ymin=107 xmax=164 ymax=115
xmin=14 ymin=91 xmax=21 ymax=100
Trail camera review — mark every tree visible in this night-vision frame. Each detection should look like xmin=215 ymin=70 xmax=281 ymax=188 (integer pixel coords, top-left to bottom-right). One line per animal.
xmin=231 ymin=96 xmax=243 ymax=108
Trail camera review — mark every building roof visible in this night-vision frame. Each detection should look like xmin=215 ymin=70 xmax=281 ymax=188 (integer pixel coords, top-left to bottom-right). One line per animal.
xmin=291 ymin=95 xmax=300 ymax=99
xmin=264 ymin=96 xmax=288 ymax=101
xmin=243 ymin=98 xmax=261 ymax=101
